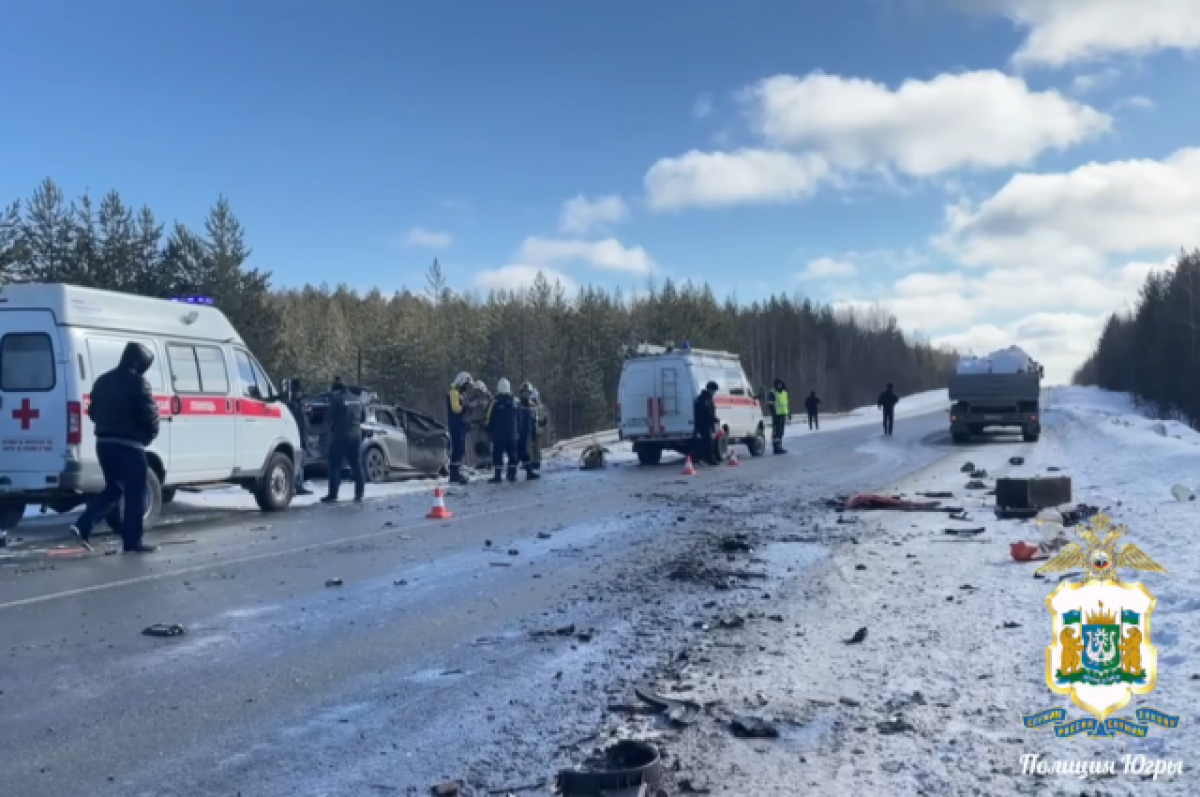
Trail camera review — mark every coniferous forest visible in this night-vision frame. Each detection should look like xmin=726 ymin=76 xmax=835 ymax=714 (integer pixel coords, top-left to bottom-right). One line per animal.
xmin=1 ymin=179 xmax=959 ymax=440
xmin=1073 ymin=249 xmax=1200 ymax=426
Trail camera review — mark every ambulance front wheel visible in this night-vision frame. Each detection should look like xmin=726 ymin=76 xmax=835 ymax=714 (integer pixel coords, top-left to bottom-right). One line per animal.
xmin=105 ymin=468 xmax=162 ymax=531
xmin=634 ymin=443 xmax=662 ymax=466
xmin=746 ymin=430 xmax=767 ymax=457
xmin=254 ymin=452 xmax=295 ymax=512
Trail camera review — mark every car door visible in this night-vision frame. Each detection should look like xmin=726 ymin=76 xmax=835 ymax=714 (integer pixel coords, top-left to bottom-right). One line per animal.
xmin=400 ymin=408 xmax=448 ymax=473
xmin=165 ymin=342 xmax=236 ymax=480
xmin=231 ymin=348 xmax=282 ymax=474
xmin=0 ymin=316 xmax=68 ymax=492
xmin=370 ymin=407 xmax=408 ymax=470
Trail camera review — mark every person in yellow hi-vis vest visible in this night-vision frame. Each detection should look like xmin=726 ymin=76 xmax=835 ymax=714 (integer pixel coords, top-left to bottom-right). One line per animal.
xmin=766 ymin=379 xmax=789 ymax=454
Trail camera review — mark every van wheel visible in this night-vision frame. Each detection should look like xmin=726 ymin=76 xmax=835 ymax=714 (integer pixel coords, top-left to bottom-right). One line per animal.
xmin=746 ymin=431 xmax=767 ymax=457
xmin=635 ymin=444 xmax=662 ymax=466
xmin=363 ymin=446 xmax=388 ymax=483
xmin=1023 ymin=431 xmax=1040 ymax=443
xmin=254 ymin=452 xmax=295 ymax=511
xmin=951 ymin=431 xmax=970 ymax=444
xmin=0 ymin=501 xmax=26 ymax=531
xmin=106 ymin=469 xmax=163 ymax=531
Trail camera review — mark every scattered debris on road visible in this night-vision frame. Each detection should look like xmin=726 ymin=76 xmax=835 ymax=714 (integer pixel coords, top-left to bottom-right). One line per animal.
xmin=557 ymin=740 xmax=662 ymax=796
xmin=943 ymin=527 xmax=985 ymax=536
xmin=1009 ymin=456 xmax=1024 ymax=465
xmin=730 ymin=715 xmax=779 ymax=738
xmin=325 ymin=578 xmax=343 ymax=587
xmin=843 ymin=627 xmax=868 ymax=644
xmin=142 ymin=624 xmax=186 ymax=638
xmin=634 ymin=683 xmax=701 ymax=726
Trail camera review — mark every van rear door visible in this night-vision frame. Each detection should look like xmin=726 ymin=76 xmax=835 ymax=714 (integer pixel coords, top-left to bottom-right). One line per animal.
xmin=0 ymin=311 xmax=69 ymax=490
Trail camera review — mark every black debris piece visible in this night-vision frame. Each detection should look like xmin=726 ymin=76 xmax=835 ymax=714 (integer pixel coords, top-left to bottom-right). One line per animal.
xmin=430 ymin=782 xmax=460 ymax=797
xmin=994 ymin=507 xmax=1039 ymax=520
xmin=970 ymin=469 xmax=988 ymax=479
xmin=919 ymin=491 xmax=955 ymax=499
xmin=634 ymin=684 xmax=701 ymax=726
xmin=944 ymin=527 xmax=985 ymax=536
xmin=394 ymin=579 xmax=408 ymax=586
xmin=325 ymin=578 xmax=343 ymax=588
xmin=843 ymin=627 xmax=868 ymax=645
xmin=1009 ymin=456 xmax=1025 ymax=466
xmin=142 ymin=624 xmax=186 ymax=638
xmin=855 ymin=564 xmax=867 ymax=571
xmin=557 ymin=740 xmax=663 ymax=794
xmin=1003 ymin=621 xmax=1021 ymax=629
xmin=877 ymin=717 xmax=916 ymax=735
xmin=507 ymin=549 xmax=520 ymax=556
xmin=1061 ymin=504 xmax=1101 ymax=527
xmin=721 ymin=536 xmax=752 ymax=552
xmin=965 ymin=480 xmax=987 ymax=490
xmin=730 ymin=715 xmax=779 ymax=738
xmin=960 ymin=462 xmax=975 ymax=473
xmin=537 ymin=532 xmax=552 ymax=540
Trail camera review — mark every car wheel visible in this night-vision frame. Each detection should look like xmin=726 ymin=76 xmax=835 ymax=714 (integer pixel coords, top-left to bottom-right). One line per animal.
xmin=747 ymin=430 xmax=767 ymax=457
xmin=0 ymin=501 xmax=26 ymax=531
xmin=363 ymin=446 xmax=388 ymax=483
xmin=635 ymin=444 xmax=662 ymax=466
xmin=106 ymin=468 xmax=163 ymax=531
xmin=254 ymin=452 xmax=295 ymax=511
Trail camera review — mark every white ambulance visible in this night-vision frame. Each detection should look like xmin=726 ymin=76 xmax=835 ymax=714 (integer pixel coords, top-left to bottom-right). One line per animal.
xmin=617 ymin=342 xmax=766 ymax=465
xmin=0 ymin=284 xmax=301 ymax=531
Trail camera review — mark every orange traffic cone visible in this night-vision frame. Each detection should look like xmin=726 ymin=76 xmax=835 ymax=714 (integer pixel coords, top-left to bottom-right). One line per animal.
xmin=426 ymin=487 xmax=454 ymax=519
xmin=682 ymin=456 xmax=697 ymax=475
xmin=727 ymin=448 xmax=740 ymax=467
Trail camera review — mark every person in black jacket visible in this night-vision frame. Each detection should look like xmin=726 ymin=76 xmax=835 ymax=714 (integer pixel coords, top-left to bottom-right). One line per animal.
xmin=516 ymin=381 xmax=541 ymax=480
xmin=693 ymin=381 xmax=719 ymax=465
xmin=804 ymin=391 xmax=821 ymax=430
xmin=286 ymin=379 xmax=314 ymax=496
xmin=486 ymin=378 xmax=519 ymax=483
xmin=322 ymin=377 xmax=365 ymax=503
xmin=878 ymin=383 xmax=899 ymax=436
xmin=69 ymin=342 xmax=160 ymax=553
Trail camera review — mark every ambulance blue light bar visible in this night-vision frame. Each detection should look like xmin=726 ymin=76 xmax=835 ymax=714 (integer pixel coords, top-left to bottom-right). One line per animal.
xmin=171 ymin=295 xmax=215 ymax=305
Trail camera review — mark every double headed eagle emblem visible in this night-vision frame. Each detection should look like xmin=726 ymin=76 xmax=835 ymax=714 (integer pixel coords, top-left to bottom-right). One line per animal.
xmin=1036 ymin=513 xmax=1166 ymax=581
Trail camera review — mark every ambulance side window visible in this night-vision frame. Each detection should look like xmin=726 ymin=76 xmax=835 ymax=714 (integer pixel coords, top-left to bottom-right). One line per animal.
xmin=233 ymin=350 xmax=258 ymax=398
xmin=167 ymin=345 xmax=201 ymax=393
xmin=1 ymin=333 xmax=55 ymax=391
xmin=85 ymin=337 xmax=164 ymax=391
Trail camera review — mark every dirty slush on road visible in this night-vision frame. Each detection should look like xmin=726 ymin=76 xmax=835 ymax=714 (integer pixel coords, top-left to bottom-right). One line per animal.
xmin=423 ymin=474 xmax=905 ymax=796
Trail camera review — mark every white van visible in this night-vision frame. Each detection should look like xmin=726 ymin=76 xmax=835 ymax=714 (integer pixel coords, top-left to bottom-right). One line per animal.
xmin=0 ymin=284 xmax=301 ymax=531
xmin=617 ymin=343 xmax=766 ymax=465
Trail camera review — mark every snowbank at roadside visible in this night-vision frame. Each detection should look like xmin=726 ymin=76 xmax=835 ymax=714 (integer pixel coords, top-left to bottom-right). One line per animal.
xmin=548 ymin=388 xmax=949 ymax=467
xmin=681 ymin=385 xmax=1198 ymax=795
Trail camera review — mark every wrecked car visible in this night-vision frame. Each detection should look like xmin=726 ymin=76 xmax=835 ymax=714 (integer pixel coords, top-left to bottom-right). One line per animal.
xmin=301 ymin=386 xmax=449 ymax=482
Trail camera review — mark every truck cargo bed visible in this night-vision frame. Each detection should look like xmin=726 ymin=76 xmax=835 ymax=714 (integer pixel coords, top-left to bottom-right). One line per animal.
xmin=948 ymin=373 xmax=1040 ymax=403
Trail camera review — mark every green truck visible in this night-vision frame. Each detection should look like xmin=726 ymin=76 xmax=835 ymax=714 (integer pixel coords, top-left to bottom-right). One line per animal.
xmin=949 ymin=355 xmax=1044 ymax=444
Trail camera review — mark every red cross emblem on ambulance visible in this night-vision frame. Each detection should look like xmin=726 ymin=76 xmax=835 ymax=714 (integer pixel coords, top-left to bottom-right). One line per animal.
xmin=12 ymin=398 xmax=40 ymax=430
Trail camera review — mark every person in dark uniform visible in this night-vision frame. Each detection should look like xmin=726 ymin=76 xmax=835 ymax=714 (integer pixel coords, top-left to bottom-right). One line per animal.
xmin=878 ymin=383 xmax=899 ymax=436
xmin=486 ymin=378 xmax=520 ymax=482
xmin=322 ymin=377 xmax=365 ymax=503
xmin=804 ymin=391 xmax=821 ymax=430
xmin=445 ymin=371 xmax=473 ymax=484
xmin=516 ymin=381 xmax=541 ymax=480
xmin=693 ymin=381 xmax=719 ymax=465
xmin=69 ymin=342 xmax=160 ymax=553
xmin=286 ymin=378 xmax=314 ymax=496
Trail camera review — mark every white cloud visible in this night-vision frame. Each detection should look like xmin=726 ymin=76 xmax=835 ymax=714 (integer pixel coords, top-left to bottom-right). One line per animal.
xmin=403 ymin=227 xmax=453 ymax=248
xmin=558 ymin=195 xmax=629 ymax=234
xmin=693 ymin=93 xmax=714 ymax=119
xmin=937 ymin=147 xmax=1200 ymax=270
xmin=799 ymin=257 xmax=858 ymax=280
xmin=894 ymin=271 xmax=967 ymax=295
xmin=1116 ymin=95 xmax=1155 ymax=109
xmin=1070 ymin=67 xmax=1120 ymax=94
xmin=1001 ymin=0 xmax=1200 ymax=67
xmin=516 ymin=236 xmax=656 ymax=274
xmin=746 ymin=71 xmax=1111 ymax=176
xmin=934 ymin=314 xmax=1104 ymax=384
xmin=472 ymin=264 xmax=576 ymax=293
xmin=644 ymin=149 xmax=831 ymax=210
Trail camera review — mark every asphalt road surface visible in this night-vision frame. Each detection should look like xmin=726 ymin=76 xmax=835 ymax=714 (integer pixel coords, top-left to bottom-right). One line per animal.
xmin=1 ymin=411 xmax=960 ymax=797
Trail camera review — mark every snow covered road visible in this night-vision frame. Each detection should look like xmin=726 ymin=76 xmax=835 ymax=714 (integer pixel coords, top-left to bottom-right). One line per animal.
xmin=657 ymin=387 xmax=1197 ymax=795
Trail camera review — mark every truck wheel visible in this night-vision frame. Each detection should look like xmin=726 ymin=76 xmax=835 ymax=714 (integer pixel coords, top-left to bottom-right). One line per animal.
xmin=635 ymin=444 xmax=662 ymax=466
xmin=254 ymin=452 xmax=295 ymax=511
xmin=746 ymin=431 xmax=767 ymax=457
xmin=162 ymin=487 xmax=177 ymax=505
xmin=951 ymin=431 xmax=970 ymax=444
xmin=0 ymin=501 xmax=26 ymax=531
xmin=363 ymin=446 xmax=388 ymax=483
xmin=106 ymin=469 xmax=163 ymax=531
xmin=1023 ymin=431 xmax=1040 ymax=443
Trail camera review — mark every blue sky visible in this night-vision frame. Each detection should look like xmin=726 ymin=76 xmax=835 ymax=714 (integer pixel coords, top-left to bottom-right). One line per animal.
xmin=3 ymin=0 xmax=1199 ymax=381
